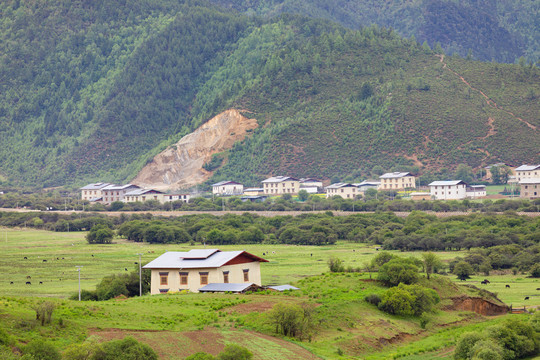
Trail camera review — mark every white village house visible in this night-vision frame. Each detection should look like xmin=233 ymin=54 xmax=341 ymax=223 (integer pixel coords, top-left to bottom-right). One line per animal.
xmin=429 ymin=180 xmax=467 ymax=200
xmin=520 ymin=178 xmax=540 ymax=199
xmin=143 ymin=249 xmax=268 ymax=294
xmin=212 ymin=181 xmax=244 ymax=196
xmin=101 ymin=184 xmax=141 ymax=204
xmin=80 ymin=183 xmax=112 ymax=202
xmin=262 ymin=176 xmax=300 ymax=195
xmin=379 ymin=172 xmax=416 ymax=190
xmin=515 ymin=165 xmax=540 ymax=182
xmin=299 ymin=178 xmax=323 ymax=193
xmin=326 ymin=183 xmax=358 ymax=199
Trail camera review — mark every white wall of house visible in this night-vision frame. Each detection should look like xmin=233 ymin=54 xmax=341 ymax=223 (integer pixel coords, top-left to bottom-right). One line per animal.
xmin=430 ymin=184 xmax=467 ymax=200
xmin=263 ymin=180 xmax=299 ymax=195
xmin=326 ymin=185 xmax=357 ymax=199
xmin=212 ymin=183 xmax=244 ymax=196
xmin=149 ymin=261 xmax=262 ymax=294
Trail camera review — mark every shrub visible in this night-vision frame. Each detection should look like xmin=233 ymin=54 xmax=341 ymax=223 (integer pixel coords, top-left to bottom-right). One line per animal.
xmin=217 ymin=344 xmax=252 ymax=360
xmin=86 ymin=224 xmax=114 ymax=244
xmin=95 ymin=336 xmax=157 ymax=360
xmin=364 ymin=294 xmax=381 ymax=306
xmin=33 ymin=301 xmax=56 ymax=326
xmin=378 ymin=284 xmax=439 ymax=316
xmin=328 ymin=256 xmax=345 ymax=272
xmin=269 ymin=302 xmax=314 ymax=340
xmin=24 ymin=339 xmax=61 ymax=360
xmin=378 ymin=286 xmax=414 ymax=315
xmin=530 ymin=263 xmax=540 ymax=278
xmin=454 ymin=331 xmax=484 ymax=359
xmin=185 ymin=352 xmax=215 ymax=360
xmin=377 ymin=258 xmax=419 ymax=286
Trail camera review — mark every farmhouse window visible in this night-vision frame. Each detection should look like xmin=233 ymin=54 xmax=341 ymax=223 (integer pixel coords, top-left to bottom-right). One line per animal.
xmin=243 ymin=269 xmax=249 ymax=282
xmin=179 ymin=272 xmax=188 ymax=285
xmin=223 ymin=271 xmax=229 ymax=283
xmin=200 ymin=272 xmax=209 ymax=285
xmin=159 ymin=272 xmax=169 ymax=286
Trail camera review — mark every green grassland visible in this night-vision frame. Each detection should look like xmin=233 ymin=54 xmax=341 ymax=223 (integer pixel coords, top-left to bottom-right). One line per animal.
xmin=1 ymin=227 xmax=539 ymax=359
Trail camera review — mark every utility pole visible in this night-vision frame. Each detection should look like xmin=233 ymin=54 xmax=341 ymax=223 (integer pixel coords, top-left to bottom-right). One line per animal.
xmin=137 ymin=253 xmax=143 ymax=296
xmin=76 ymin=266 xmax=83 ymax=301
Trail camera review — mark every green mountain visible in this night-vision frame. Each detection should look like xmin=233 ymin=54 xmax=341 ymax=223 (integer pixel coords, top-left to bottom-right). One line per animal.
xmin=0 ymin=0 xmax=538 ymax=188
xmin=211 ymin=0 xmax=540 ymax=64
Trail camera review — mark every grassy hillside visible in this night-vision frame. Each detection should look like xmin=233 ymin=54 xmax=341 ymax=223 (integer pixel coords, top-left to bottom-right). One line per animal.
xmin=2 ymin=227 xmax=536 ymax=359
xmin=210 ymin=0 xmax=539 ymax=64
xmin=0 ymin=0 xmax=538 ymax=188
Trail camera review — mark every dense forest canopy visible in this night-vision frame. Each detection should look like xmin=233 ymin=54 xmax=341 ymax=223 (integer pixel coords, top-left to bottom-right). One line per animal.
xmin=210 ymin=0 xmax=540 ymax=64
xmin=0 ymin=0 xmax=538 ymax=189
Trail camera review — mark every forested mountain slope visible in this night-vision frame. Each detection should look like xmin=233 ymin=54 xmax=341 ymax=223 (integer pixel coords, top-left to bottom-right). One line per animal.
xmin=211 ymin=0 xmax=539 ymax=64
xmin=0 ymin=0 xmax=538 ymax=188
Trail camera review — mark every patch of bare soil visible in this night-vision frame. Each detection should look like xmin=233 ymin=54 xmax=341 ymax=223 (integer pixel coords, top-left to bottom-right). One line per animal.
xmin=449 ymin=296 xmax=509 ymax=316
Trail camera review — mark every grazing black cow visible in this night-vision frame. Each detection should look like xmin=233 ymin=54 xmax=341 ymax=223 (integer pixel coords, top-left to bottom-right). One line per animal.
xmin=10 ymin=281 xmax=13 ymax=284
xmin=134 ymin=262 xmax=138 ymax=265
xmin=481 ymin=280 xmax=488 ymax=285
xmin=26 ymin=281 xmax=31 ymax=285
xmin=57 ymin=257 xmax=59 ymax=260
xmin=483 ymin=279 xmax=490 ymax=284
xmin=525 ymin=297 xmax=530 ymax=300
xmin=91 ymin=254 xmax=94 ymax=257
xmin=537 ymin=288 xmax=540 ymax=291
xmin=42 ymin=259 xmax=47 ymax=262
xmin=263 ymin=253 xmax=266 ymax=256
xmin=26 ymin=275 xmax=31 ymax=279
xmin=23 ymin=256 xmax=27 ymax=259
xmin=124 ymin=268 xmax=128 ymax=271
xmin=310 ymin=253 xmax=312 ymax=257
xmin=506 ymin=285 xmax=510 ymax=288
xmin=61 ymin=257 xmax=64 ymax=260
xmin=39 ymin=281 xmax=43 ymax=284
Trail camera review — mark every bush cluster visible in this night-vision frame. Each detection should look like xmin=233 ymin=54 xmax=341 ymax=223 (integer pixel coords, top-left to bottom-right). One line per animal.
xmin=454 ymin=314 xmax=540 ymax=359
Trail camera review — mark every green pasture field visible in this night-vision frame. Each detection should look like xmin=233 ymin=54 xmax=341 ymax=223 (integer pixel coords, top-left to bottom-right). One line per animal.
xmin=1 ymin=228 xmax=539 ymax=307
xmin=0 ymin=228 xmax=459 ymax=298
xmin=1 ymin=228 xmax=539 ymax=359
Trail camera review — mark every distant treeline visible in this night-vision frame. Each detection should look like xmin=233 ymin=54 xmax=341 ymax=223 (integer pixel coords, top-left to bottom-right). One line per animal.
xmin=4 ymin=209 xmax=538 ymax=249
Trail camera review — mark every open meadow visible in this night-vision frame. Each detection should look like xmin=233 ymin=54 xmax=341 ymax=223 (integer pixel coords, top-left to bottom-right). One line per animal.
xmin=1 ymin=227 xmax=539 ymax=359
xmin=1 ymin=228 xmax=538 ymax=306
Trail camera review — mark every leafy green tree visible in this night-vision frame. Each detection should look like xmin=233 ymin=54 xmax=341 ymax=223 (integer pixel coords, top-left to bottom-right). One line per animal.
xmin=298 ymin=190 xmax=309 ymax=202
xmin=422 ymin=252 xmax=441 ymax=280
xmin=86 ymin=224 xmax=114 ymax=244
xmin=109 ymin=201 xmax=124 ymax=211
xmin=455 ymin=164 xmax=474 ymax=183
xmin=454 ymin=261 xmax=473 ymax=281
xmin=217 ymin=344 xmax=252 ymax=360
xmin=377 ymin=258 xmax=419 ymax=286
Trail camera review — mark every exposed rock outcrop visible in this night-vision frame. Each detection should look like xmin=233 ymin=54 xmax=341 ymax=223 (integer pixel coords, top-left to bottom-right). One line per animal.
xmin=132 ymin=109 xmax=257 ymax=191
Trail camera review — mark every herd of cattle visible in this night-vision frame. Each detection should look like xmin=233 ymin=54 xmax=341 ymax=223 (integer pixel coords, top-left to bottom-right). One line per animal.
xmin=480 ymin=278 xmax=539 ymax=300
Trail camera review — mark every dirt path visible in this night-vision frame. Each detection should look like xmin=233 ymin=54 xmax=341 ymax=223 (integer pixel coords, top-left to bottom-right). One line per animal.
xmin=437 ymin=55 xmax=537 ymax=131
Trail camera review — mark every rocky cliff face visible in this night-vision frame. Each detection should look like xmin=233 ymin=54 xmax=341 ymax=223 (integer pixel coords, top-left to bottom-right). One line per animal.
xmin=132 ymin=109 xmax=258 ymax=190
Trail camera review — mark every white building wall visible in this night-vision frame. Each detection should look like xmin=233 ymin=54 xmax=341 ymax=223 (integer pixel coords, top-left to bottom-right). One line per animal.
xmin=149 ymin=261 xmax=262 ymax=294
xmin=430 ymin=184 xmax=467 ymax=200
